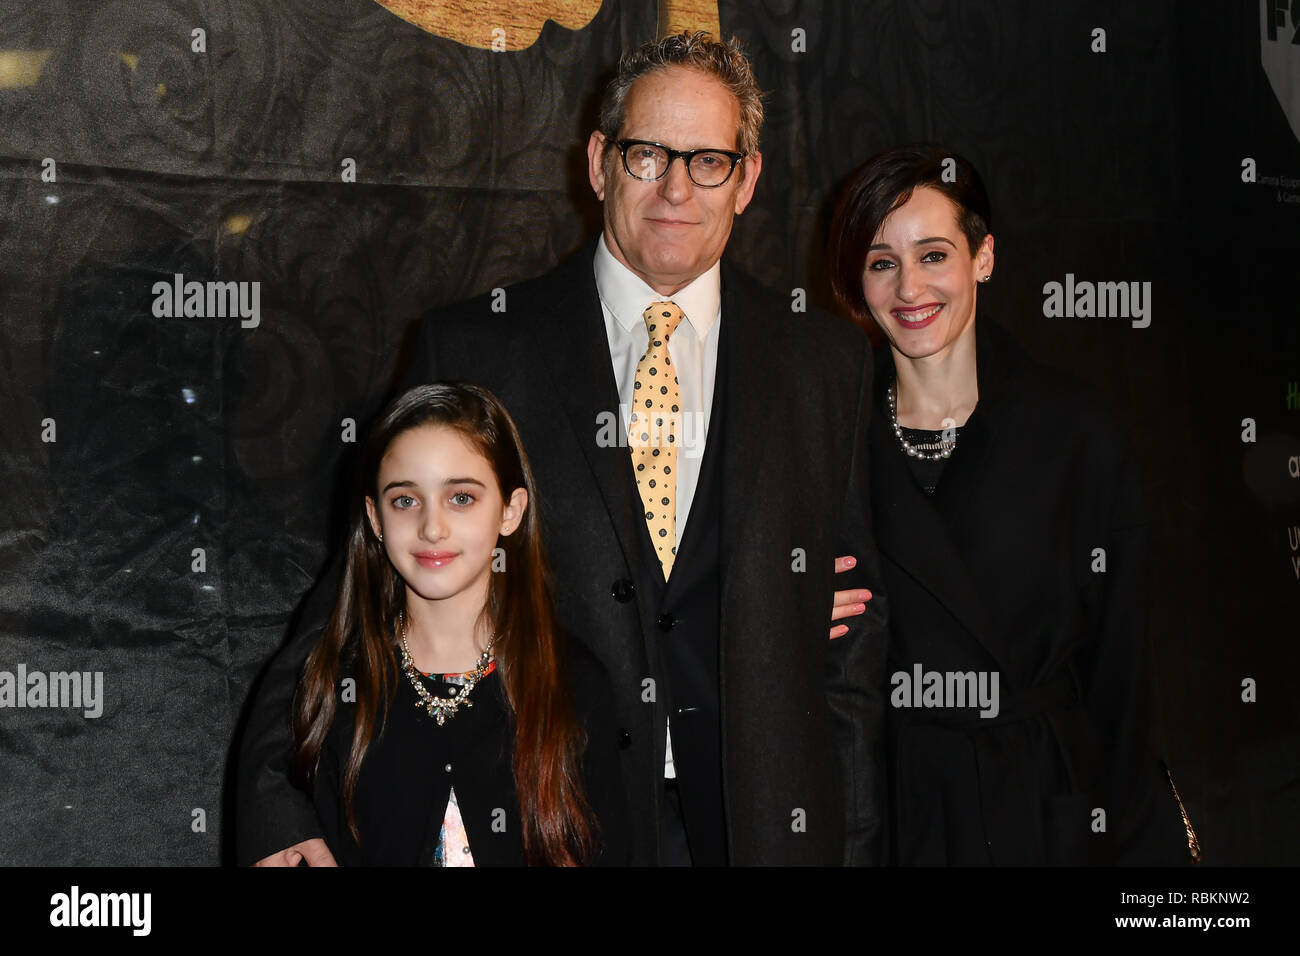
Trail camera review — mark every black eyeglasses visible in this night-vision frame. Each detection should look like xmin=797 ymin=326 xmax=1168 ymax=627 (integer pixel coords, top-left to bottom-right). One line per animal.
xmin=612 ymin=139 xmax=745 ymax=188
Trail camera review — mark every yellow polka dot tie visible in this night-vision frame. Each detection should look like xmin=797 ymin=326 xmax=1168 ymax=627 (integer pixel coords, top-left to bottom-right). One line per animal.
xmin=630 ymin=301 xmax=684 ymax=579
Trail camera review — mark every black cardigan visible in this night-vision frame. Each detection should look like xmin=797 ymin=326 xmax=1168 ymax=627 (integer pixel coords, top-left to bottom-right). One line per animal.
xmin=311 ymin=634 xmax=629 ymax=866
xmin=870 ymin=316 xmax=1191 ymax=866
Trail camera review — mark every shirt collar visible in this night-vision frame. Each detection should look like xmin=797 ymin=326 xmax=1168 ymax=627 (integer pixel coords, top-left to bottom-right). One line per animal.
xmin=593 ymin=233 xmax=721 ymax=340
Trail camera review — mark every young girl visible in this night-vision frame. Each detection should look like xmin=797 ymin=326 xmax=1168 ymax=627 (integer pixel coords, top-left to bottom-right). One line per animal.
xmin=291 ymin=382 xmax=625 ymax=866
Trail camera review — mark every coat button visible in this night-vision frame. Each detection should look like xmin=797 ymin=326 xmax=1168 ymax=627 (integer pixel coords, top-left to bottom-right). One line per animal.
xmin=617 ymin=729 xmax=632 ymax=750
xmin=657 ymin=613 xmax=675 ymax=631
xmin=611 ymin=578 xmax=635 ymax=603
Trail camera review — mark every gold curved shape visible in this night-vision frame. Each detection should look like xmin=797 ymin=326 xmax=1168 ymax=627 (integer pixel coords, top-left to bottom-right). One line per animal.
xmin=658 ymin=0 xmax=720 ymax=39
xmin=370 ymin=0 xmax=603 ymax=50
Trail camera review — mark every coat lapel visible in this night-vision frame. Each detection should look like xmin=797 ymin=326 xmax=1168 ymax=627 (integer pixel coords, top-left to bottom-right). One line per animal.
xmin=871 ymin=410 xmax=1004 ymax=670
xmin=870 ymin=318 xmax=1029 ymax=677
xmin=525 ymin=240 xmax=654 ymax=593
xmin=521 ymin=248 xmax=782 ymax=606
xmin=716 ymin=261 xmax=782 ymax=590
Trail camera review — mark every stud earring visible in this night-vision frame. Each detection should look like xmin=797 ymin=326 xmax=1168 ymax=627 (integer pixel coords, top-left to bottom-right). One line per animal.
xmin=979 ymin=274 xmax=991 ymax=283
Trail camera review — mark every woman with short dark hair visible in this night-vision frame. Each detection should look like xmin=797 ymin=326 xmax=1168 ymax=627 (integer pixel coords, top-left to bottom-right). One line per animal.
xmin=828 ymin=144 xmax=1197 ymax=865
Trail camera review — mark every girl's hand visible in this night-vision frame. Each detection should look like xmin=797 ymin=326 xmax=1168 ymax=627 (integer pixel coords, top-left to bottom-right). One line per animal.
xmin=253 ymin=837 xmax=338 ymax=867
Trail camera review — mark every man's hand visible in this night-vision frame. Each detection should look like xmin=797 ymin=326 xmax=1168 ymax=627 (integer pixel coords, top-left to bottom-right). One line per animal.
xmin=253 ymin=838 xmax=338 ymax=867
xmin=831 ymin=554 xmax=872 ymax=640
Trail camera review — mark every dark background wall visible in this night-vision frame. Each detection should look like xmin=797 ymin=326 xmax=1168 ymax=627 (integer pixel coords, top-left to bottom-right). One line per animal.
xmin=0 ymin=0 xmax=1295 ymax=865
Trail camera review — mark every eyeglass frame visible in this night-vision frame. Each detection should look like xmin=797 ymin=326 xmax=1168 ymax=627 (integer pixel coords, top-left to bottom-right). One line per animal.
xmin=610 ymin=138 xmax=746 ymax=188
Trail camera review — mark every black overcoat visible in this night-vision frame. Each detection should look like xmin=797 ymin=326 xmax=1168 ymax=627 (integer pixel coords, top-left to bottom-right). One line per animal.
xmin=871 ymin=316 xmax=1190 ymax=865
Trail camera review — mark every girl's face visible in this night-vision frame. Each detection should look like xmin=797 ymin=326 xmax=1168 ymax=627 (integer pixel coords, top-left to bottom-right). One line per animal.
xmin=861 ymin=185 xmax=993 ymax=364
xmin=365 ymin=424 xmax=527 ymax=609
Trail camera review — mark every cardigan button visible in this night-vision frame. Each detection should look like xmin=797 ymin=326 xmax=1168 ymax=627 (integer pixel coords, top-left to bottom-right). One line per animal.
xmin=617 ymin=729 xmax=632 ymax=750
xmin=611 ymin=578 xmax=635 ymax=603
xmin=443 ymin=763 xmax=452 ymax=773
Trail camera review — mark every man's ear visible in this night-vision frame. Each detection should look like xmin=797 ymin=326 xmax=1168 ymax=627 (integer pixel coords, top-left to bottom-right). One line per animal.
xmin=733 ymin=149 xmax=762 ymax=215
xmin=587 ymin=131 xmax=609 ymax=201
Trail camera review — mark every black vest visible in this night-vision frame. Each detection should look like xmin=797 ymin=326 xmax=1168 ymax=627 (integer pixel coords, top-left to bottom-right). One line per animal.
xmin=629 ymin=325 xmax=728 ymax=866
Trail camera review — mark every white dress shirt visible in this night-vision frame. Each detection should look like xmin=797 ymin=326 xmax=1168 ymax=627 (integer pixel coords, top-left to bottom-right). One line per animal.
xmin=593 ymin=234 xmax=722 ymax=779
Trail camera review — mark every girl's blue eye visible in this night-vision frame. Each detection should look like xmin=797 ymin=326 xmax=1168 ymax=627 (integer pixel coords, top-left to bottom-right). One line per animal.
xmin=392 ymin=495 xmax=416 ymax=509
xmin=451 ymin=492 xmax=475 ymax=506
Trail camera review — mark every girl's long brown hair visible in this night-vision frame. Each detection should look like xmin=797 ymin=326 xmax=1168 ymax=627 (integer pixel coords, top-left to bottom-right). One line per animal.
xmin=291 ymin=383 xmax=596 ymax=865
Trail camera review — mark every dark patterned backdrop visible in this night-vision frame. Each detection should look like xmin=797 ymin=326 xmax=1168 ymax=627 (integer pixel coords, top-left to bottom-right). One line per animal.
xmin=0 ymin=0 xmax=1296 ymax=865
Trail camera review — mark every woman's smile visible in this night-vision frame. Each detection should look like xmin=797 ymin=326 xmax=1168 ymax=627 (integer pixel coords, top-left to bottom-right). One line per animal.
xmin=892 ymin=302 xmax=944 ymax=329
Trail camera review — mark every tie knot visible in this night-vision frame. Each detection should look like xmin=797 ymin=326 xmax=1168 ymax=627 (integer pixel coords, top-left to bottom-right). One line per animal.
xmin=643 ymin=301 xmax=685 ymax=340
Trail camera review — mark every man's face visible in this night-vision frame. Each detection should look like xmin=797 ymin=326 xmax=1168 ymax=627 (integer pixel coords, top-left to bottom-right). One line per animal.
xmin=587 ymin=66 xmax=763 ymax=296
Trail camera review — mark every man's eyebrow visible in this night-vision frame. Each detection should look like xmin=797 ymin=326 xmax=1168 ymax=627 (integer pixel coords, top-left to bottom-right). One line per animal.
xmin=869 ymin=236 xmax=959 ymax=251
xmin=380 ymin=477 xmax=487 ymax=493
xmin=623 ymin=136 xmax=739 ymax=151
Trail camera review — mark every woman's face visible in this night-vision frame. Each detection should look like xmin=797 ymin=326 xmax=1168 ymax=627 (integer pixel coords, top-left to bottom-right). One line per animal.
xmin=861 ymin=185 xmax=993 ymax=363
xmin=365 ymin=424 xmax=526 ymax=609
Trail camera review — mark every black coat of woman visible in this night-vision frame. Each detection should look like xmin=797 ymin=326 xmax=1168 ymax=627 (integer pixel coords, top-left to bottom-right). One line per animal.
xmin=870 ymin=315 xmax=1192 ymax=865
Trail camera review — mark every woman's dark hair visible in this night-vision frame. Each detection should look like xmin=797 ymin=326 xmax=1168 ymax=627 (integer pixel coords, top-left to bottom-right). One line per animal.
xmin=828 ymin=144 xmax=993 ymax=325
xmin=291 ymin=382 xmax=596 ymax=866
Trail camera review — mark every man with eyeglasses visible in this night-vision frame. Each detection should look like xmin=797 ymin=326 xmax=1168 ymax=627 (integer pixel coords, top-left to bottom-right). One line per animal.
xmin=238 ymin=30 xmax=887 ymax=868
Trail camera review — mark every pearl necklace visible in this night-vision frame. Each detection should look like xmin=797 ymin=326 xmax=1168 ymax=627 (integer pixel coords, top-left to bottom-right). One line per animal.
xmin=398 ymin=613 xmax=495 ymax=726
xmin=887 ymin=379 xmax=958 ymax=461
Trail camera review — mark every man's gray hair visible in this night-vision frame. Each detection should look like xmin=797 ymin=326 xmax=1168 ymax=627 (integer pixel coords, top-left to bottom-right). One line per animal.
xmin=597 ymin=31 xmax=766 ymax=157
